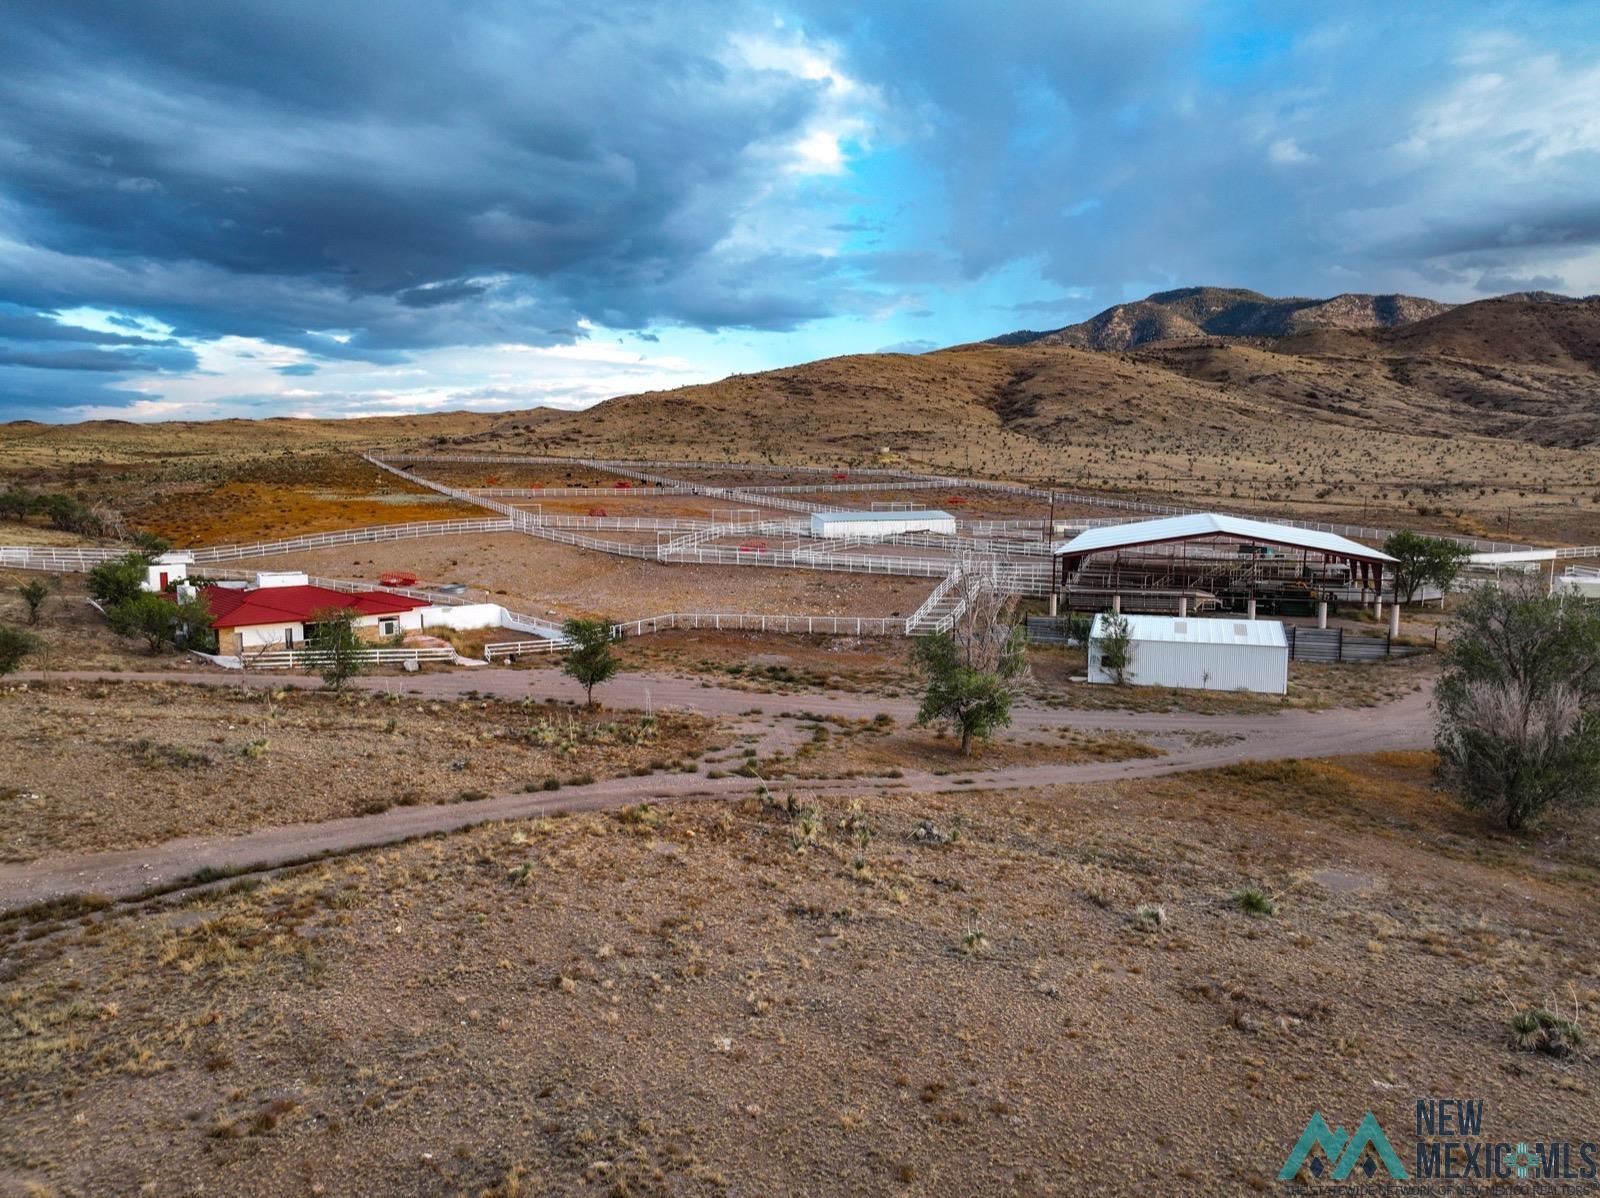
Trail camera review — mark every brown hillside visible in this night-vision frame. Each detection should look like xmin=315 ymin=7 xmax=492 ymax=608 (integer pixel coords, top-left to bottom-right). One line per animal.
xmin=469 ymin=299 xmax=1600 ymax=543
xmin=997 ymin=286 xmax=1452 ymax=350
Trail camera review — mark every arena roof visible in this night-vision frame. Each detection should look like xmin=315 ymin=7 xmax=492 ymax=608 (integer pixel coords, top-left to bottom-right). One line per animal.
xmin=1053 ymin=513 xmax=1395 ymax=564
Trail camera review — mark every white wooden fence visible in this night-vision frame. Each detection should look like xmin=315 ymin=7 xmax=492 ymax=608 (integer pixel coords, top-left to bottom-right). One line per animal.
xmin=242 ymin=646 xmax=459 ymax=670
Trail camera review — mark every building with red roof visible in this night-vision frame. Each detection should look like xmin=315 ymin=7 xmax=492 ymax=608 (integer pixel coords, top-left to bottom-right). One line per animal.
xmin=198 ymin=580 xmax=431 ymax=657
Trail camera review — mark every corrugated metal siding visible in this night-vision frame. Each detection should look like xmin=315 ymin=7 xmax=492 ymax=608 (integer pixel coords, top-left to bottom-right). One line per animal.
xmin=810 ymin=511 xmax=957 ymax=538
xmin=1087 ymin=632 xmax=1289 ymax=695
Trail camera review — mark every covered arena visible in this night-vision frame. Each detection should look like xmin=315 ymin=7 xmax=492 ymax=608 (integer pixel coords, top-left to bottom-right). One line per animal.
xmin=1052 ymin=513 xmax=1398 ymax=619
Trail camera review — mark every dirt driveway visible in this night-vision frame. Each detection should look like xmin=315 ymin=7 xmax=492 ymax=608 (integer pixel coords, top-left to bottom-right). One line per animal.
xmin=1 ymin=667 xmax=1433 ymax=913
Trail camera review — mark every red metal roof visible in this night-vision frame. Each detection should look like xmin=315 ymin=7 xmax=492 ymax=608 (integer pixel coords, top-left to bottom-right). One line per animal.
xmin=199 ymin=584 xmax=429 ymax=629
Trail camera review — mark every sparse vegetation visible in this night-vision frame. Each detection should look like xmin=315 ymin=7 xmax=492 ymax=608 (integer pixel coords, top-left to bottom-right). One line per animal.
xmin=0 ymin=624 xmax=40 ymax=676
xmin=18 ymin=577 xmax=52 ymax=624
xmin=1232 ymin=886 xmax=1276 ymax=917
xmin=1435 ymin=579 xmax=1600 ymax=830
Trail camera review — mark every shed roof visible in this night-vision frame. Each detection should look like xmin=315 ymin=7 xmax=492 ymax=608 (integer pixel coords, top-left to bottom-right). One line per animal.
xmin=812 ymin=509 xmax=954 ymax=523
xmin=200 ymin=584 xmax=430 ymax=629
xmin=1090 ymin=613 xmax=1288 ymax=648
xmin=1054 ymin=513 xmax=1394 ymax=563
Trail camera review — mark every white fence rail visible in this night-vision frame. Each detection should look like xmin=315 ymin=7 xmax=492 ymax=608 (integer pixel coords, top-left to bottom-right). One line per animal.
xmin=242 ymin=646 xmax=459 ymax=670
xmin=372 ymin=453 xmax=1537 ymax=554
xmin=189 ymin=518 xmax=516 ymax=563
xmin=611 ymin=611 xmax=902 ymax=637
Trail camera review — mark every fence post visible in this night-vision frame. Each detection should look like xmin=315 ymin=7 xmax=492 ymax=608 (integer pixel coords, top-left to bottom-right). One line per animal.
xmin=1336 ymin=627 xmax=1344 ymax=662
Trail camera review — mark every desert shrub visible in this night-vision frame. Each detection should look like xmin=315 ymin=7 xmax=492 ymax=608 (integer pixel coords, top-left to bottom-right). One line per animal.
xmin=18 ymin=578 xmax=52 ymax=625
xmin=1094 ymin=611 xmax=1134 ymax=684
xmin=1131 ymin=903 xmax=1168 ymax=931
xmin=1232 ymin=886 xmax=1275 ymax=917
xmin=1510 ymin=1007 xmax=1585 ymax=1057
xmin=1435 ymin=579 xmax=1600 ymax=830
xmin=0 ymin=625 xmax=40 ymax=676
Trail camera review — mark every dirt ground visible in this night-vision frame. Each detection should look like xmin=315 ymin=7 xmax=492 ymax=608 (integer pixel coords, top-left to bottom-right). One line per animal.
xmin=2 ymin=751 xmax=1596 ymax=1196
xmin=0 ymin=574 xmax=216 ymax=673
xmin=223 ymin=534 xmax=940 ymax=621
xmin=0 ymin=680 xmax=715 ymax=860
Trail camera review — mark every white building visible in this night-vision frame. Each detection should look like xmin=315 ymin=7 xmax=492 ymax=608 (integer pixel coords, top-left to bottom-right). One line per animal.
xmin=142 ymin=550 xmax=194 ymax=592
xmin=1087 ymin=613 xmax=1289 ymax=695
xmin=810 ymin=509 xmax=956 ymax=538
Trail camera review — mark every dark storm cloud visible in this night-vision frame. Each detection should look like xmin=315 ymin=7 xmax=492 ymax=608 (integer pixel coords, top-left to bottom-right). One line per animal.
xmin=805 ymin=2 xmax=1600 ymax=302
xmin=0 ymin=0 xmax=859 ymax=359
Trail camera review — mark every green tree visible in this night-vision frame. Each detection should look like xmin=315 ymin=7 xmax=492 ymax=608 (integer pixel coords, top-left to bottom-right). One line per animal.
xmin=0 ymin=489 xmax=40 ymax=522
xmin=87 ymin=553 xmax=149 ymax=607
xmin=174 ymin=593 xmax=218 ymax=652
xmin=0 ymin=625 xmax=40 ymax=676
xmin=1383 ymin=529 xmax=1473 ymax=604
xmin=1094 ymin=611 xmax=1134 ymax=684
xmin=1436 ymin=579 xmax=1600 ymax=830
xmin=18 ymin=578 xmax=53 ymax=625
xmin=106 ymin=592 xmax=180 ymax=654
xmin=305 ymin=606 xmax=368 ymax=691
xmin=910 ymin=627 xmax=1026 ymax=756
xmin=561 ymin=617 xmax=620 ymax=707
xmin=130 ymin=531 xmax=172 ymax=556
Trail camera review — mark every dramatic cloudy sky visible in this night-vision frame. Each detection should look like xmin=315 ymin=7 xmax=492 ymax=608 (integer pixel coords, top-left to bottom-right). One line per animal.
xmin=2 ymin=1 xmax=1598 ymax=422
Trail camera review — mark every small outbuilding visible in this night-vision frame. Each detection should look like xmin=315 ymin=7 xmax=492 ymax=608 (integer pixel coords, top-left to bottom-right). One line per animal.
xmin=1087 ymin=613 xmax=1289 ymax=695
xmin=142 ymin=550 xmax=194 ymax=593
xmin=810 ymin=509 xmax=956 ymax=539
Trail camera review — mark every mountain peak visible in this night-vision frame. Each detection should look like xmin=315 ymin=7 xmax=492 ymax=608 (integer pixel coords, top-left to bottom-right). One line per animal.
xmin=991 ymin=287 xmax=1455 ymax=351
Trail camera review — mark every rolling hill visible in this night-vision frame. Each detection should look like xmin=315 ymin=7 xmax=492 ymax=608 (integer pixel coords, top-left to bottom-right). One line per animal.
xmin=455 ymin=294 xmax=1600 ymax=543
xmin=988 ymin=286 xmax=1456 ymax=350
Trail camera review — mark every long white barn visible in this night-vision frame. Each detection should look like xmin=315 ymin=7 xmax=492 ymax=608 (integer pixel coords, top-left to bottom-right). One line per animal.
xmin=810 ymin=509 xmax=956 ymax=538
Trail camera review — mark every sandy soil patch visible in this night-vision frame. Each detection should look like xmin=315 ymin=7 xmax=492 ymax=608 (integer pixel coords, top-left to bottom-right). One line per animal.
xmin=0 ymin=680 xmax=716 ymax=860
xmin=223 ymin=533 xmax=938 ymax=621
xmin=2 ymin=753 xmax=1596 ymax=1195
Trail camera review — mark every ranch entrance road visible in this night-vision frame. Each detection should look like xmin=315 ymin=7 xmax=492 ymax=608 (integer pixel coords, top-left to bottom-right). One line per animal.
xmin=0 ymin=669 xmax=1432 ymax=913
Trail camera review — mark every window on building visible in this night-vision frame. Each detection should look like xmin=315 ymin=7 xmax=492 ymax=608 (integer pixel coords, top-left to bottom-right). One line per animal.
xmin=379 ymin=618 xmax=399 ymax=637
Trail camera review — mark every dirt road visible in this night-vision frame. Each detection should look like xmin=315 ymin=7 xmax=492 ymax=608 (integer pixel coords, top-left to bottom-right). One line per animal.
xmin=0 ymin=669 xmax=1433 ymax=913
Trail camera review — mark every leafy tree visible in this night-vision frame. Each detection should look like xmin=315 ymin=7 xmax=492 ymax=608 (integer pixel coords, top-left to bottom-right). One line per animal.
xmin=87 ymin=553 xmax=149 ymax=607
xmin=0 ymin=625 xmax=39 ymax=676
xmin=174 ymin=593 xmax=217 ymax=652
xmin=561 ymin=617 xmax=620 ymax=707
xmin=1095 ymin=611 xmax=1134 ymax=684
xmin=910 ymin=556 xmax=1029 ymax=756
xmin=18 ymin=578 xmax=53 ymax=625
xmin=305 ymin=606 xmax=367 ymax=691
xmin=1436 ymin=579 xmax=1600 ymax=830
xmin=106 ymin=592 xmax=180 ymax=654
xmin=130 ymin=531 xmax=172 ymax=556
xmin=910 ymin=630 xmax=1025 ymax=755
xmin=1383 ymin=530 xmax=1472 ymax=604
xmin=0 ymin=489 xmax=40 ymax=522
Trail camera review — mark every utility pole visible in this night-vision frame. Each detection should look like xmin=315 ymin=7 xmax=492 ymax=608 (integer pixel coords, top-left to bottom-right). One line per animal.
xmin=1045 ymin=477 xmax=1056 ymax=545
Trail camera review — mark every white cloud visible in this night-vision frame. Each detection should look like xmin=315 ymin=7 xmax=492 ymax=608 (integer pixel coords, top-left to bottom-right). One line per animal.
xmin=1267 ymin=137 xmax=1314 ymax=165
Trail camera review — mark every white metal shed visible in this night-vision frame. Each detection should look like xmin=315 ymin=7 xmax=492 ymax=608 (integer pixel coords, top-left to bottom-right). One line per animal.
xmin=1087 ymin=613 xmax=1289 ymax=695
xmin=810 ymin=509 xmax=956 ymax=538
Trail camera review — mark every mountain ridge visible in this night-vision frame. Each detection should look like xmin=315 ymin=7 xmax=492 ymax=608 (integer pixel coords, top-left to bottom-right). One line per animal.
xmin=985 ymin=286 xmax=1597 ymax=351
